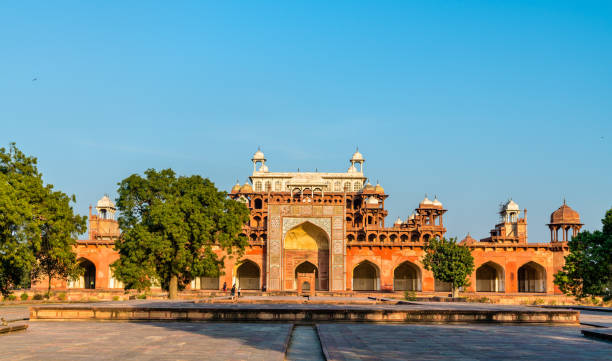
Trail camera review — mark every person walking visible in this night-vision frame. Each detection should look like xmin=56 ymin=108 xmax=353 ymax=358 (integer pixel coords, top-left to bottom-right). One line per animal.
xmin=231 ymin=284 xmax=236 ymax=297
xmin=223 ymin=282 xmax=227 ymax=292
xmin=238 ymin=286 xmax=241 ymax=298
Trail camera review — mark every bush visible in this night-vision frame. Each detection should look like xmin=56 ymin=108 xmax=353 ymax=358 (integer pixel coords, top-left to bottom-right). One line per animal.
xmin=44 ymin=292 xmax=54 ymax=300
xmin=137 ymin=294 xmax=147 ymax=300
xmin=4 ymin=294 xmax=17 ymax=301
xmin=112 ymin=296 xmax=120 ymax=301
xmin=404 ymin=290 xmax=417 ymax=301
xmin=57 ymin=292 xmax=67 ymax=301
xmin=20 ymin=293 xmax=29 ymax=301
xmin=32 ymin=294 xmax=44 ymax=300
xmin=532 ymin=298 xmax=545 ymax=305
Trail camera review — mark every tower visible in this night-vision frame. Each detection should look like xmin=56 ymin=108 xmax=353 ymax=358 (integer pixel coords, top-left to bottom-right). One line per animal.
xmin=89 ymin=195 xmax=120 ymax=241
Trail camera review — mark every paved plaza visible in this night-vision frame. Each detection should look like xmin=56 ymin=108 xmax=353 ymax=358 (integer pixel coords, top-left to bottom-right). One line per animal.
xmin=1 ymin=304 xmax=612 ymax=360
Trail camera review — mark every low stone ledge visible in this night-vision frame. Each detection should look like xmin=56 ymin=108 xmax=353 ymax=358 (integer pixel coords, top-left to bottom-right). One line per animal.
xmin=581 ymin=329 xmax=612 ymax=341
xmin=29 ymin=304 xmax=579 ymax=324
xmin=0 ymin=323 xmax=28 ymax=334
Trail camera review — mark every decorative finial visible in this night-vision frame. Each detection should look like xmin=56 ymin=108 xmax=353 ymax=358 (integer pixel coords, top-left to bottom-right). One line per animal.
xmin=563 ymin=198 xmax=566 ymax=205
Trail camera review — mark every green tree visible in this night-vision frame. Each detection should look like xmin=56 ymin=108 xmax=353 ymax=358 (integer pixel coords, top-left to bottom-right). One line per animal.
xmin=422 ymin=237 xmax=474 ymax=298
xmin=30 ymin=189 xmax=87 ymax=296
xmin=112 ymin=169 xmax=250 ymax=299
xmin=554 ymin=208 xmax=612 ymax=301
xmin=0 ymin=143 xmax=85 ymax=296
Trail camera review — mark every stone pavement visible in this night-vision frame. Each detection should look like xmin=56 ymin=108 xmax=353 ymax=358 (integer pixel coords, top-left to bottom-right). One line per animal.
xmin=317 ymin=323 xmax=612 ymax=361
xmin=0 ymin=322 xmax=291 ymax=361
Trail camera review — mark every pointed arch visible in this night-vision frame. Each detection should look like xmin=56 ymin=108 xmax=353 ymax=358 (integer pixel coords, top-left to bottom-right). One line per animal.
xmin=393 ymin=261 xmax=422 ymax=291
xmin=69 ymin=258 xmax=96 ymax=289
xmin=352 ymin=260 xmax=380 ymax=291
xmin=295 ymin=261 xmax=319 ymax=290
xmin=284 ymin=221 xmax=329 ymax=250
xmin=518 ymin=261 xmax=546 ymax=293
xmin=236 ymin=260 xmax=260 ymax=290
xmin=476 ymin=261 xmax=505 ymax=292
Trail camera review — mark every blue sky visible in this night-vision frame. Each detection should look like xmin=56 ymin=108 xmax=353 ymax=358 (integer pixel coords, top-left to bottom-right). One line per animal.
xmin=1 ymin=1 xmax=611 ymax=241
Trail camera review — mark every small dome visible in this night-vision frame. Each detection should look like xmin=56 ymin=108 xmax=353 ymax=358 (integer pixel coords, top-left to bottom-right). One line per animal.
xmin=550 ymin=202 xmax=581 ymax=224
xmin=375 ymin=183 xmax=385 ymax=194
xmin=351 ymin=149 xmax=364 ymax=162
xmin=503 ymin=199 xmax=520 ymax=212
xmin=420 ymin=196 xmax=433 ymax=205
xmin=252 ymin=149 xmax=265 ymax=161
xmin=240 ymin=182 xmax=253 ymax=193
xmin=460 ymin=233 xmax=477 ymax=245
xmin=231 ymin=181 xmax=241 ymax=193
xmin=366 ymin=196 xmax=379 ymax=205
xmin=96 ymin=195 xmax=115 ymax=209
xmin=395 ymin=217 xmax=403 ymax=225
xmin=407 ymin=213 xmax=416 ymax=221
xmin=260 ymin=164 xmax=269 ymax=172
xmin=363 ymin=182 xmax=375 ymax=192
xmin=432 ymin=197 xmax=442 ymax=207
xmin=347 ymin=164 xmax=358 ymax=173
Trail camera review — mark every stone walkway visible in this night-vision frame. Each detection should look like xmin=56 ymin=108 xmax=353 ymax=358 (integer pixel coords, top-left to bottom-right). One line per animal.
xmin=317 ymin=323 xmax=612 ymax=361
xmin=0 ymin=322 xmax=291 ymax=361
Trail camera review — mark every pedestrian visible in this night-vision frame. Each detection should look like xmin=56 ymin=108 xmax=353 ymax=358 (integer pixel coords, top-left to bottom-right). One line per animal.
xmin=223 ymin=282 xmax=227 ymax=292
xmin=231 ymin=284 xmax=236 ymax=297
xmin=238 ymin=286 xmax=241 ymax=297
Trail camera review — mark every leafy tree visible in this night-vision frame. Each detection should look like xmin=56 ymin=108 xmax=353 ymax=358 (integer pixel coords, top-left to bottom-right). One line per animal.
xmin=112 ymin=169 xmax=250 ymax=299
xmin=0 ymin=143 xmax=85 ymax=296
xmin=422 ymin=237 xmax=474 ymax=298
xmin=554 ymin=208 xmax=612 ymax=301
xmin=30 ymin=189 xmax=87 ymax=296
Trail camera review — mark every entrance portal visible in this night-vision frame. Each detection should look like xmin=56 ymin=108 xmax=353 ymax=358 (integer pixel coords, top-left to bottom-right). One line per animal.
xmin=295 ymin=261 xmax=319 ymax=290
xmin=284 ymin=222 xmax=329 ymax=291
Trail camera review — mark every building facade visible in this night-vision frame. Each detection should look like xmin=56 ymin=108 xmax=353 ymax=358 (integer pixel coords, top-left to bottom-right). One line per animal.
xmin=39 ymin=149 xmax=581 ymax=295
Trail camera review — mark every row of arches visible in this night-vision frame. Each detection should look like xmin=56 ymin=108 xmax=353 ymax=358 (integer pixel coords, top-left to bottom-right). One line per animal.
xmin=352 ymin=260 xmax=547 ymax=293
xmin=67 ymin=258 xmax=547 ymax=294
xmin=347 ymin=233 xmax=438 ymax=243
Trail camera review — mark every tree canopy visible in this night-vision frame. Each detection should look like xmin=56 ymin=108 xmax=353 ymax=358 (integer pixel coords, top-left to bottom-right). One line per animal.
xmin=554 ymin=208 xmax=612 ymax=301
xmin=0 ymin=143 xmax=85 ymax=296
xmin=422 ymin=237 xmax=474 ymax=297
xmin=111 ymin=168 xmax=250 ymax=298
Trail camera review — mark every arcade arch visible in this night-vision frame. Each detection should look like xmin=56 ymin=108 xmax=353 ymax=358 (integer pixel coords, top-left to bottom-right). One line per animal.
xmin=518 ymin=261 xmax=546 ymax=293
xmin=393 ymin=261 xmax=421 ymax=291
xmin=476 ymin=262 xmax=505 ymax=292
xmin=353 ymin=261 xmax=380 ymax=291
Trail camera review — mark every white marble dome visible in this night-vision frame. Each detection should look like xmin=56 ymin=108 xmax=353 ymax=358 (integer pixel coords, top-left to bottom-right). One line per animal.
xmin=96 ymin=195 xmax=115 ymax=209
xmin=252 ymin=149 xmax=265 ymax=161
xmin=503 ymin=199 xmax=520 ymax=211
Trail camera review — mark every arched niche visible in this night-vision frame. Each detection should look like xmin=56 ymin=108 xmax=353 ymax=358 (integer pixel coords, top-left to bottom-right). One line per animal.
xmin=393 ymin=261 xmax=422 ymax=291
xmin=236 ymin=260 xmax=260 ymax=290
xmin=518 ymin=261 xmax=546 ymax=293
xmin=352 ymin=261 xmax=380 ymax=291
xmin=476 ymin=262 xmax=505 ymax=292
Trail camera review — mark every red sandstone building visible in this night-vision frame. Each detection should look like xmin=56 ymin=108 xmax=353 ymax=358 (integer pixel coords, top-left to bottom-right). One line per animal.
xmin=39 ymin=150 xmax=582 ymax=295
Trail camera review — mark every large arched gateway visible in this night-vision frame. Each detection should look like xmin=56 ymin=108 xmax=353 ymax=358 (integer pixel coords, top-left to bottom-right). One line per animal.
xmin=284 ymin=222 xmax=329 ymax=291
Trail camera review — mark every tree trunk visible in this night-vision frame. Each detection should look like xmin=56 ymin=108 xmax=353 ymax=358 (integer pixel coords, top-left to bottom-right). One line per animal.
xmin=47 ymin=272 xmax=52 ymax=299
xmin=452 ymin=286 xmax=460 ymax=298
xmin=168 ymin=274 xmax=178 ymax=299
